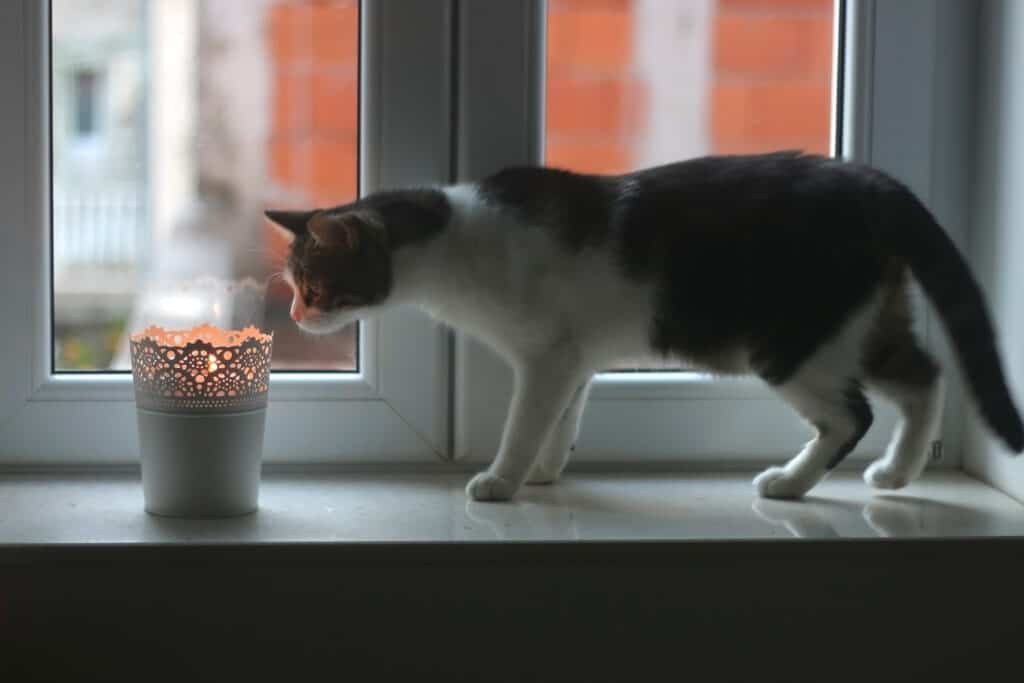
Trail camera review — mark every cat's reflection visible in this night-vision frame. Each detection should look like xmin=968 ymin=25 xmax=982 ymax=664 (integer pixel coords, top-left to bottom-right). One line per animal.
xmin=464 ymin=482 xmax=995 ymax=541
xmin=464 ymin=499 xmax=581 ymax=541
xmin=753 ymin=495 xmax=987 ymax=539
xmin=862 ymin=496 xmax=930 ymax=537
xmin=751 ymin=498 xmax=845 ymax=538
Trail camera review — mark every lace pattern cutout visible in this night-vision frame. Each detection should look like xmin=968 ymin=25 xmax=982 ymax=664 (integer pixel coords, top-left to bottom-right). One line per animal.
xmin=130 ymin=324 xmax=273 ymax=413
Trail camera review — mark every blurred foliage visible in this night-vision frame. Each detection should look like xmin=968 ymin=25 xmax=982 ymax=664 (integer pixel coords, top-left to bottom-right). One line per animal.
xmin=56 ymin=318 xmax=127 ymax=370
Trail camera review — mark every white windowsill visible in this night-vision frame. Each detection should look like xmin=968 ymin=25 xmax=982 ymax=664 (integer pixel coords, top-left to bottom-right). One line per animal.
xmin=1 ymin=469 xmax=1023 ymax=546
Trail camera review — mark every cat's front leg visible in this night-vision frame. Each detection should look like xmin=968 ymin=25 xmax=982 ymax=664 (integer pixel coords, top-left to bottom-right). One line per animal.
xmin=467 ymin=356 xmax=585 ymax=502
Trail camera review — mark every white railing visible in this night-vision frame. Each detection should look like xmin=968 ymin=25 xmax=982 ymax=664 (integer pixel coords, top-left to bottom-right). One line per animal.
xmin=53 ymin=186 xmax=146 ymax=270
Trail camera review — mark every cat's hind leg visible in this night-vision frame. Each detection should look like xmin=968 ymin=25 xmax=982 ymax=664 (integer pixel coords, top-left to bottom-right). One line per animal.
xmin=863 ymin=338 xmax=943 ymax=490
xmin=467 ymin=351 xmax=586 ymax=502
xmin=755 ymin=375 xmax=873 ymax=499
xmin=526 ymin=379 xmax=592 ymax=485
xmin=753 ymin=290 xmax=884 ymax=499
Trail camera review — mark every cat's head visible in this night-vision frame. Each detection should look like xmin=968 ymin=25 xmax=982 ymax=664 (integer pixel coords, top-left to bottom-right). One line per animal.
xmin=265 ymin=190 xmax=450 ymax=334
xmin=265 ymin=205 xmax=393 ymax=334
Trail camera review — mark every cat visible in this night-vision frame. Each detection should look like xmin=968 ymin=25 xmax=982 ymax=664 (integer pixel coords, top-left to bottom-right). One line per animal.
xmin=266 ymin=151 xmax=1023 ymax=502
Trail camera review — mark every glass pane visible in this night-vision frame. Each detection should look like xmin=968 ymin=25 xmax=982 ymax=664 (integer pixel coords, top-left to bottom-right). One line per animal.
xmin=546 ymin=0 xmax=835 ymax=370
xmin=51 ymin=0 xmax=360 ymax=372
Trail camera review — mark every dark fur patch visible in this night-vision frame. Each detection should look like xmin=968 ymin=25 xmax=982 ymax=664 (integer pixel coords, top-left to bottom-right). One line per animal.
xmin=287 ymin=226 xmax=392 ymax=311
xmin=828 ymin=381 xmax=874 ymax=470
xmin=272 ymin=189 xmax=451 ymax=313
xmin=346 ymin=189 xmax=452 ymax=250
xmin=625 ymin=154 xmax=895 ymax=384
xmin=477 ymin=167 xmax=617 ymax=250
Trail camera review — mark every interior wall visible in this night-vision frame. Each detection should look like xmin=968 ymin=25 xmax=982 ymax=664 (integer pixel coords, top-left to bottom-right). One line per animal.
xmin=964 ymin=0 xmax=1024 ymax=500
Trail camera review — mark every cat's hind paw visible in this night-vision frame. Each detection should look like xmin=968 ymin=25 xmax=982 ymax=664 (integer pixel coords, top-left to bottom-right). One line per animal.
xmin=466 ymin=471 xmax=518 ymax=502
xmin=525 ymin=464 xmax=561 ymax=485
xmin=753 ymin=466 xmax=813 ymax=500
xmin=864 ymin=461 xmax=911 ymax=490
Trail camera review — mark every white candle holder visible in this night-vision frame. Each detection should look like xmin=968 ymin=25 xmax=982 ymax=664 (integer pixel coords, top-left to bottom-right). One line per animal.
xmin=130 ymin=324 xmax=273 ymax=517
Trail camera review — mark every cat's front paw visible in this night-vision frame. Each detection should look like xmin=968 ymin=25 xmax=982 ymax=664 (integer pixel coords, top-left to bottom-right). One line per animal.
xmin=753 ymin=466 xmax=812 ymax=500
xmin=466 ymin=471 xmax=518 ymax=502
xmin=864 ymin=461 xmax=910 ymax=490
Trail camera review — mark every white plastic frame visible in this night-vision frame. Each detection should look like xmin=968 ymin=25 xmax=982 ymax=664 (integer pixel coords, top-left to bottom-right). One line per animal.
xmin=0 ymin=0 xmax=454 ymax=465
xmin=453 ymin=0 xmax=973 ymax=466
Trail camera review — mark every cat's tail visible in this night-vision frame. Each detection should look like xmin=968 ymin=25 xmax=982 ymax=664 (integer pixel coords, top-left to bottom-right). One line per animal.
xmin=890 ymin=187 xmax=1024 ymax=453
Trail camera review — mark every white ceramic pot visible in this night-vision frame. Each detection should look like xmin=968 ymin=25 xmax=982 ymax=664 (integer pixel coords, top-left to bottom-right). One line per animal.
xmin=129 ymin=324 xmax=273 ymax=518
xmin=136 ymin=408 xmax=266 ymax=517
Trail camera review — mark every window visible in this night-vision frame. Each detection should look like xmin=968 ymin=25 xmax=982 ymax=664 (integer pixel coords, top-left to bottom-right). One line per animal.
xmin=52 ymin=0 xmax=359 ymax=372
xmin=0 ymin=0 xmax=452 ymax=463
xmin=1 ymin=0 xmax=964 ymax=468
xmin=546 ymin=0 xmax=835 ymax=174
xmin=72 ymin=68 xmax=99 ymax=137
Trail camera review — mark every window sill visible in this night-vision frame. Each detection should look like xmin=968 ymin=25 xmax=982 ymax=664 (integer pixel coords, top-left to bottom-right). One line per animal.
xmin=1 ymin=469 xmax=1022 ymax=546
xmin=6 ymin=468 xmax=1021 ymax=682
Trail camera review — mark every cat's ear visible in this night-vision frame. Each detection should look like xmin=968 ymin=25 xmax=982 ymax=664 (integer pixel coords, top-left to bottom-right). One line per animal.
xmin=308 ymin=211 xmax=378 ymax=250
xmin=264 ymin=209 xmax=317 ymax=244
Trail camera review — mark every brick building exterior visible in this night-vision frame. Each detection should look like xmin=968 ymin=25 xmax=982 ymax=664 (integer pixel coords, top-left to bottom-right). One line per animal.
xmin=548 ymin=0 xmax=833 ymax=172
xmin=263 ymin=0 xmax=834 ymax=203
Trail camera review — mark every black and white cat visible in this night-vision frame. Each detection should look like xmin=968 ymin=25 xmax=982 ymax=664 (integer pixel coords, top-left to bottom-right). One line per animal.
xmin=266 ymin=152 xmax=1023 ymax=502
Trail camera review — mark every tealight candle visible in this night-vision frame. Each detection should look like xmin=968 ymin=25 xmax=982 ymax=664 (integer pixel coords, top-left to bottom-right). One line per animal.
xmin=129 ymin=323 xmax=273 ymax=517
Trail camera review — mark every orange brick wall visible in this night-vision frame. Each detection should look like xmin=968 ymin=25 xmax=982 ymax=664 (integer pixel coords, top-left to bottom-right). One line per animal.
xmin=713 ymin=0 xmax=833 ymax=154
xmin=547 ymin=0 xmax=834 ymax=173
xmin=547 ymin=0 xmax=641 ymax=173
xmin=263 ymin=0 xmax=833 ymax=204
xmin=266 ymin=0 xmax=359 ymax=208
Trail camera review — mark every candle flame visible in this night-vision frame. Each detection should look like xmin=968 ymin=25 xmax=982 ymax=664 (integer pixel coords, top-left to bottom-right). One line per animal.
xmin=208 ymin=357 xmax=218 ymax=373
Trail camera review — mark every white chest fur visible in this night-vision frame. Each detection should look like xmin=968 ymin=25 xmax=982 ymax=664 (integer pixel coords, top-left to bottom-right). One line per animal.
xmin=391 ymin=185 xmax=658 ymax=366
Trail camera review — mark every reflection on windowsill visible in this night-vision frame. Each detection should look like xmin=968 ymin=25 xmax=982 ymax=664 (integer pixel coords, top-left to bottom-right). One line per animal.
xmin=751 ymin=496 xmax=998 ymax=539
xmin=1 ymin=471 xmax=1022 ymax=545
xmin=461 ymin=472 xmax=1024 ymax=542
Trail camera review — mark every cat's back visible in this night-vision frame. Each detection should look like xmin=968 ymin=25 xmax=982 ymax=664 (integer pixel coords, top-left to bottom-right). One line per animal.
xmin=461 ymin=154 xmax=901 ymax=362
xmin=476 ymin=153 xmax=890 ymax=253
xmin=475 ymin=165 xmax=618 ymax=250
xmin=619 ymin=151 xmax=882 ymax=232
xmin=614 ymin=152 xmax=897 ymax=273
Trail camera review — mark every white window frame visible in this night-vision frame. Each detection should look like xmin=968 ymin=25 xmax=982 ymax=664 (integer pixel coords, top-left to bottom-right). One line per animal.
xmin=453 ymin=0 xmax=973 ymax=467
xmin=0 ymin=0 xmax=455 ymax=465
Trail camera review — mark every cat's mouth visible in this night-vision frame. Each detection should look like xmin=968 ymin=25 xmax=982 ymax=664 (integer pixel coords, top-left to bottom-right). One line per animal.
xmin=295 ymin=308 xmax=362 ymax=335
